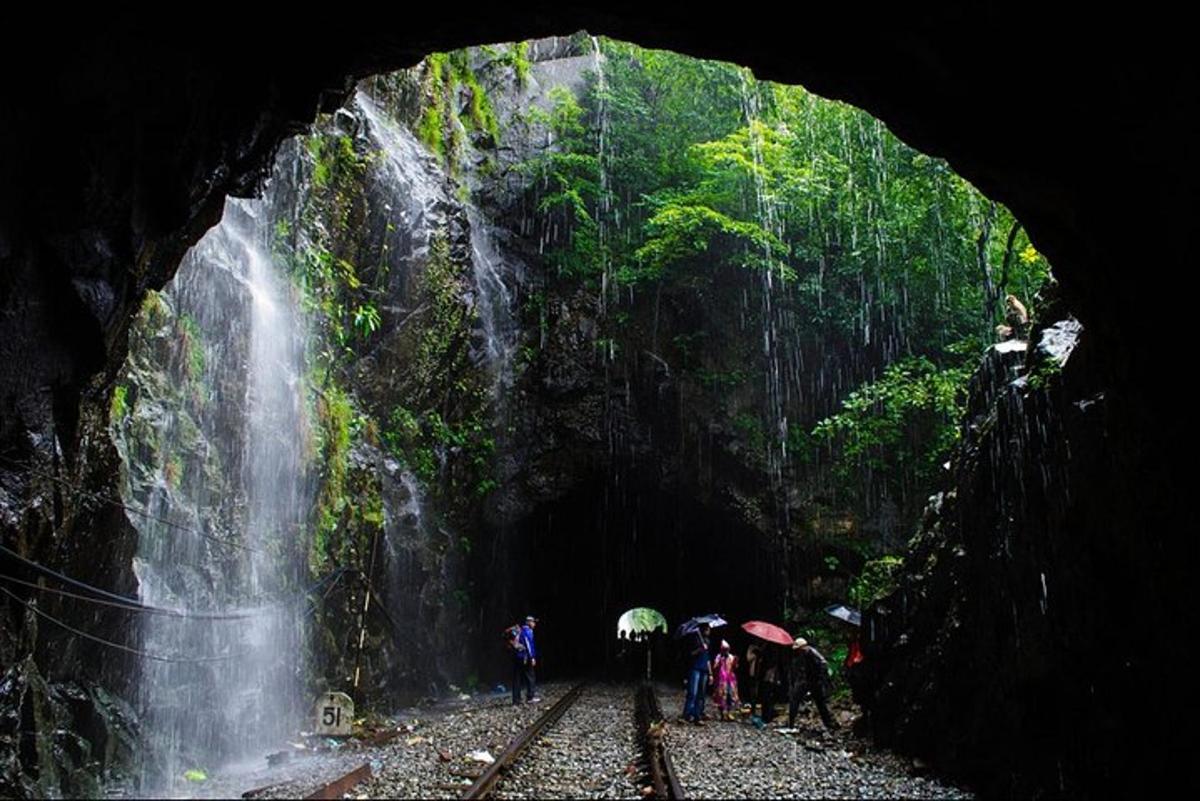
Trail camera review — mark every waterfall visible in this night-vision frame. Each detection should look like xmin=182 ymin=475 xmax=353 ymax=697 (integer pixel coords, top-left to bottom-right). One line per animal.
xmin=354 ymin=92 xmax=444 ymax=223
xmin=466 ymin=205 xmax=518 ymax=395
xmin=355 ymin=85 xmax=517 ymax=688
xmin=124 ymin=188 xmax=311 ymax=793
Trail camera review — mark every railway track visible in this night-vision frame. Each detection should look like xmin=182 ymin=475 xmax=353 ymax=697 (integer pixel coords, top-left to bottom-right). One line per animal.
xmin=461 ymin=683 xmax=588 ymax=799
xmin=303 ymin=762 xmax=373 ymax=799
xmin=290 ymin=681 xmax=684 ymax=799
xmin=460 ymin=681 xmax=684 ymax=800
xmin=289 ymin=680 xmax=964 ymax=800
xmin=636 ymin=683 xmax=685 ymax=800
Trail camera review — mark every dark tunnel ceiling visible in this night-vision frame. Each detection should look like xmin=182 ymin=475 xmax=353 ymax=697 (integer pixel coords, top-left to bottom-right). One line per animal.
xmin=1 ymin=6 xmax=1192 ymax=444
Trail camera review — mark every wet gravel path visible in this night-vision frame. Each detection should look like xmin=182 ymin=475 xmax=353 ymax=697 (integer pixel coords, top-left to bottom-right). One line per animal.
xmin=659 ymin=685 xmax=971 ymax=799
xmin=111 ymin=741 xmax=372 ymax=799
xmin=357 ymin=682 xmax=577 ymax=799
xmin=169 ymin=681 xmax=971 ymax=799
xmin=237 ymin=752 xmax=373 ymax=800
xmin=493 ymin=684 xmax=641 ymax=800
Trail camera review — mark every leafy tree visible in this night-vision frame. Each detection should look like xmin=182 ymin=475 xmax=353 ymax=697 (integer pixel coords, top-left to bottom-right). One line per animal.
xmin=515 ymin=38 xmax=1050 ymax=530
xmin=812 ymin=357 xmax=970 ymax=508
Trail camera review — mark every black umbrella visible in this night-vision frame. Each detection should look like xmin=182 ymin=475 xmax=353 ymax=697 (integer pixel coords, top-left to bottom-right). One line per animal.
xmin=825 ymin=603 xmax=862 ymax=626
xmin=674 ymin=613 xmax=728 ymax=638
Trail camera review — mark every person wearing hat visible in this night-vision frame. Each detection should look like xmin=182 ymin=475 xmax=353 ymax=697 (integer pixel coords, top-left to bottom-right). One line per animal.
xmin=513 ymin=616 xmax=541 ymax=705
xmin=788 ymin=637 xmax=838 ymax=731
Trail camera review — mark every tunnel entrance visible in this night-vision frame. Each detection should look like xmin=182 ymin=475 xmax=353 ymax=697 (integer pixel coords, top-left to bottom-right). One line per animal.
xmin=100 ymin=31 xmax=1055 ymax=776
xmin=4 ymin=12 xmax=1193 ymax=800
xmin=489 ymin=467 xmax=786 ymax=679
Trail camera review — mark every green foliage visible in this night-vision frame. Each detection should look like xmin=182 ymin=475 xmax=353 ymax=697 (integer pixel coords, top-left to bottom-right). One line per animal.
xmin=110 ymin=384 xmax=129 ymax=422
xmin=417 ymin=106 xmax=445 ymax=159
xmin=414 ymin=49 xmax=502 ymax=168
xmin=309 ymin=380 xmax=386 ymax=572
xmin=848 ymin=555 xmax=905 ymax=608
xmin=511 ymin=40 xmax=1051 ymax=534
xmin=308 ymin=133 xmax=366 ymax=190
xmin=177 ymin=314 xmax=205 ymax=381
xmin=733 ymin=412 xmax=766 ymax=453
xmin=517 ymin=37 xmax=1050 ymax=380
xmin=285 ymin=125 xmax=381 ymax=374
xmin=631 ymin=200 xmax=791 ymax=284
xmin=813 ymin=357 xmax=969 ymax=502
xmin=314 ymin=382 xmax=353 ymax=546
xmin=381 ymin=406 xmax=496 ymax=494
xmin=696 ymin=368 xmax=746 ymax=390
xmin=352 ymin=303 xmax=381 ymax=339
xmin=1027 ymin=350 xmax=1064 ymax=391
xmin=368 ymin=232 xmax=499 ymax=501
xmin=139 ymin=289 xmax=170 ymax=328
xmin=496 ymin=41 xmax=532 ymax=87
xmin=465 ymin=75 xmax=500 ymax=142
xmin=786 ymin=423 xmax=817 ymax=466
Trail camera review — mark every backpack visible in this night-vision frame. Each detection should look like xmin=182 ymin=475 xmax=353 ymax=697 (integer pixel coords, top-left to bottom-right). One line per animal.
xmin=503 ymin=624 xmax=525 ymax=655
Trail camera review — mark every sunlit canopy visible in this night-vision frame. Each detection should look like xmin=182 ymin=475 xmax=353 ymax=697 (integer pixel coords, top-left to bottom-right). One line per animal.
xmin=617 ymin=606 xmax=668 ymax=638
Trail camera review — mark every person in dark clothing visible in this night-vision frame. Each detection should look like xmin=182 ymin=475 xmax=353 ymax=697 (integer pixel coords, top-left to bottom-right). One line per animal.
xmin=615 ymin=629 xmax=631 ymax=681
xmin=745 ymin=642 xmax=763 ymax=715
xmin=681 ymin=623 xmax=713 ymax=724
xmin=512 ymin=615 xmax=540 ymax=705
xmin=749 ymin=644 xmax=783 ymax=722
xmin=788 ymin=637 xmax=838 ymax=730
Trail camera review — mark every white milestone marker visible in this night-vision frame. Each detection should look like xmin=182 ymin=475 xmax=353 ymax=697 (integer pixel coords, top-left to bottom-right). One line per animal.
xmin=315 ymin=692 xmax=354 ymax=737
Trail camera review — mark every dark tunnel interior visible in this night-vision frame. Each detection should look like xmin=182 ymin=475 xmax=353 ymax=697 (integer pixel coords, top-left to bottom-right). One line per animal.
xmin=480 ymin=469 xmax=788 ymax=683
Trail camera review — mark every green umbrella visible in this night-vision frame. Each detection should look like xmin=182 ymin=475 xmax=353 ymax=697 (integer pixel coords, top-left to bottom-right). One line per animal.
xmin=617 ymin=607 xmax=668 ymax=638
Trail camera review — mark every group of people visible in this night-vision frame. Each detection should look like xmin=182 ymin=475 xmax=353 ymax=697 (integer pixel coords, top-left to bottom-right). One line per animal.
xmin=504 ymin=613 xmax=840 ymax=732
xmin=682 ymin=622 xmax=838 ymax=731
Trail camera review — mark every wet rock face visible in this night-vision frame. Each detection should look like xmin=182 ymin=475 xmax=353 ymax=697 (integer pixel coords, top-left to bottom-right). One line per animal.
xmin=857 ymin=310 xmax=1184 ymax=796
xmin=0 ymin=659 xmax=138 ymax=798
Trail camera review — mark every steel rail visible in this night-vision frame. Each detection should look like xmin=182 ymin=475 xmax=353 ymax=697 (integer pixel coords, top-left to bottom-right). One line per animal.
xmin=460 ymin=682 xmax=587 ymax=799
xmin=638 ymin=682 xmax=685 ymax=799
xmin=303 ymin=762 xmax=372 ymax=799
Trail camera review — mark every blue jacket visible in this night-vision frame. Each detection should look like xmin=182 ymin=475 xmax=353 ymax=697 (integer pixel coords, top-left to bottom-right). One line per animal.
xmin=519 ymin=624 xmax=536 ymax=661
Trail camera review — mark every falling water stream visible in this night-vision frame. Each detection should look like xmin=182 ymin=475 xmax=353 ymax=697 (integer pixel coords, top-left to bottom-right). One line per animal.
xmin=739 ymin=72 xmax=789 ymax=493
xmin=127 ymin=193 xmax=311 ymax=794
xmin=356 ymin=85 xmax=520 ymax=686
xmin=466 ymin=205 xmax=519 ymax=395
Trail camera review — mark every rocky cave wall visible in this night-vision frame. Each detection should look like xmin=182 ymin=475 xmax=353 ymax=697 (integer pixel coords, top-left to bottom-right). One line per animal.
xmin=855 ymin=297 xmax=1150 ymax=797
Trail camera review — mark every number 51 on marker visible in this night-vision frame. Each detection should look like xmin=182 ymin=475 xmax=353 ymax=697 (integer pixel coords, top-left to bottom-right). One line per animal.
xmin=315 ymin=692 xmax=354 ymax=736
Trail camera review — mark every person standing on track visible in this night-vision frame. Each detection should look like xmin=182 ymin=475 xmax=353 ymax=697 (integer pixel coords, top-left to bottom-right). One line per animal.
xmin=512 ymin=615 xmax=541 ymax=705
xmin=682 ymin=622 xmax=713 ymax=725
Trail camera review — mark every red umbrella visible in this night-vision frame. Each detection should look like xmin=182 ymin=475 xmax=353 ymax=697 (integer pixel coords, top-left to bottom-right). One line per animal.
xmin=741 ymin=620 xmax=794 ymax=646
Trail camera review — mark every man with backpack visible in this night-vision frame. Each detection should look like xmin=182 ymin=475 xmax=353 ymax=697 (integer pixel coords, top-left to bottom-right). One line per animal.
xmin=788 ymin=637 xmax=838 ymax=731
xmin=509 ymin=615 xmax=540 ymax=705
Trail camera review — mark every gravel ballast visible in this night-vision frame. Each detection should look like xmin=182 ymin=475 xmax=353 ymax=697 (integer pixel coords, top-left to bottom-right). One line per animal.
xmin=658 ymin=684 xmax=971 ymax=800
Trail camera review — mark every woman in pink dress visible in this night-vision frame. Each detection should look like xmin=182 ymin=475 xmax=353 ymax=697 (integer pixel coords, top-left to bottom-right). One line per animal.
xmin=712 ymin=640 xmax=740 ymax=720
